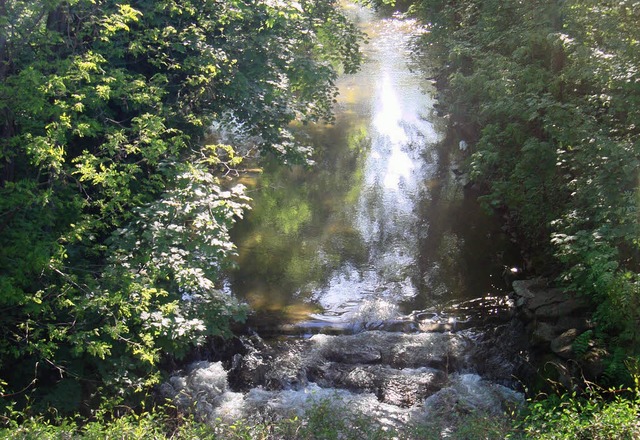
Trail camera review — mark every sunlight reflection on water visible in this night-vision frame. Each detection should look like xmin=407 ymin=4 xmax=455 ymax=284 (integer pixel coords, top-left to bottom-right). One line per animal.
xmin=307 ymin=12 xmax=436 ymax=322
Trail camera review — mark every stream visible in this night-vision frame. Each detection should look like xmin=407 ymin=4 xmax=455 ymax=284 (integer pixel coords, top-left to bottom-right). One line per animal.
xmin=161 ymin=4 xmax=526 ymax=434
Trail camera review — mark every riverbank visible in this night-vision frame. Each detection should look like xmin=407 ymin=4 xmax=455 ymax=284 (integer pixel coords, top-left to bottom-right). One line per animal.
xmin=401 ymin=0 xmax=640 ymax=436
xmin=412 ymin=0 xmax=640 ymax=386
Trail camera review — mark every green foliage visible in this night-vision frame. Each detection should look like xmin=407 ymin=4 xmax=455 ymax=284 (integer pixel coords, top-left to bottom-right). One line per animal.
xmin=517 ymin=383 xmax=640 ymax=439
xmin=573 ymin=330 xmax=594 ymax=359
xmin=0 ymin=399 xmax=396 ymax=439
xmin=0 ymin=405 xmax=185 ymax=439
xmin=0 ymin=397 xmax=521 ymax=439
xmin=411 ymin=411 xmax=518 ymax=440
xmin=410 ymin=0 xmax=640 ymax=384
xmin=406 ymin=7 xmax=640 ymax=439
xmin=356 ymin=0 xmax=398 ymax=12
xmin=0 ymin=0 xmax=363 ymax=416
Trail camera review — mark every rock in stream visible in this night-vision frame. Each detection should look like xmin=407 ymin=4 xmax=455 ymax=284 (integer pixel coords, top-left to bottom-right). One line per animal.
xmin=160 ymin=322 xmax=525 ymax=431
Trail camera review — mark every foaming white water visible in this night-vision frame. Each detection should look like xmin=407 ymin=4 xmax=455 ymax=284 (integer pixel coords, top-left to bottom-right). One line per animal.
xmin=160 ymin=361 xmax=411 ymax=426
xmin=416 ymin=374 xmax=524 ymax=438
xmin=422 ymin=374 xmax=524 ymax=416
xmin=162 ymin=361 xmax=523 ymax=430
xmin=349 ymin=298 xmax=400 ymax=328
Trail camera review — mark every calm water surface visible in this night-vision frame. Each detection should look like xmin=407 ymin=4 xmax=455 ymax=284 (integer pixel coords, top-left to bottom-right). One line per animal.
xmin=227 ymin=5 xmax=517 ymax=332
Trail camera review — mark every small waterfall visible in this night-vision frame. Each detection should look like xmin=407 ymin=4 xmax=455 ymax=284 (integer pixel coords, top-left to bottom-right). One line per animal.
xmin=160 ymin=327 xmax=524 ymax=431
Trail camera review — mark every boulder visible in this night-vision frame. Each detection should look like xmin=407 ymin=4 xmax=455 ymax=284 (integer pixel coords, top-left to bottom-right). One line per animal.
xmin=310 ymin=331 xmax=470 ymax=370
xmin=512 ymin=279 xmax=600 ymax=392
xmin=531 ymin=322 xmax=561 ymax=346
xmin=550 ymin=329 xmax=579 ymax=359
xmin=513 ymin=279 xmax=590 ymax=321
xmin=312 ymin=363 xmax=448 ymax=407
xmin=512 ymin=279 xmax=542 ymax=300
xmin=582 ymin=349 xmax=606 ymax=380
xmin=534 ymin=296 xmax=590 ymax=320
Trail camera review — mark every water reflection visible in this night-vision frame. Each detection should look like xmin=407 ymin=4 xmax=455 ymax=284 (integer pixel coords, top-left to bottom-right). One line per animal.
xmin=305 ymin=11 xmax=438 ymax=323
xmin=374 ymin=74 xmax=409 ymax=147
xmin=227 ymin=6 xmax=517 ymax=330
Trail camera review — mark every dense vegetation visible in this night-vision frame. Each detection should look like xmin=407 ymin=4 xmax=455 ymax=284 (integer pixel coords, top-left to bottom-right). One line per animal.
xmin=0 ymin=396 xmax=521 ymax=439
xmin=393 ymin=0 xmax=640 ymax=436
xmin=0 ymin=0 xmax=362 ymax=418
xmin=404 ymin=0 xmax=640 ymax=385
xmin=3 ymin=0 xmax=639 ymax=436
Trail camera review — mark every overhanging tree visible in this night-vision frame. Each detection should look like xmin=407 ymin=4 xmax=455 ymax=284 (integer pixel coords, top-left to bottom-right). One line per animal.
xmin=408 ymin=0 xmax=640 ymax=383
xmin=0 ymin=0 xmax=363 ymax=412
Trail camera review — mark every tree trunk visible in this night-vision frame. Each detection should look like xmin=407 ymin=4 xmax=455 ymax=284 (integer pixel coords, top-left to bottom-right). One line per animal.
xmin=46 ymin=3 xmax=68 ymax=35
xmin=0 ymin=0 xmax=8 ymax=80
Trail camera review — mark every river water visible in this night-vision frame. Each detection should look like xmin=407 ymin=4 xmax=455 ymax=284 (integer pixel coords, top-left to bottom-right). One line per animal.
xmin=227 ymin=5 xmax=518 ymax=334
xmin=161 ymin=4 xmax=524 ymax=434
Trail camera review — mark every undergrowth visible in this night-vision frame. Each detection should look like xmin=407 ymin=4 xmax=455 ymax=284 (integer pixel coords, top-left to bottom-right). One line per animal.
xmin=513 ymin=378 xmax=640 ymax=440
xmin=2 ymin=386 xmax=639 ymax=440
xmin=0 ymin=399 xmax=518 ymax=440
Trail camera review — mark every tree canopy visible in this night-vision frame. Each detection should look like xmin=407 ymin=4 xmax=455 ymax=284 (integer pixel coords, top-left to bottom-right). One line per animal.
xmin=407 ymin=0 xmax=640 ymax=383
xmin=0 ymin=0 xmax=363 ymax=412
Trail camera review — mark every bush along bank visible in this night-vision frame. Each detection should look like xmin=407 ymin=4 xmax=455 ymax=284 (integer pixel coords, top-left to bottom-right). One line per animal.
xmin=355 ymin=0 xmax=639 ymax=436
xmin=407 ymin=0 xmax=640 ymax=388
xmin=0 ymin=0 xmax=364 ymax=424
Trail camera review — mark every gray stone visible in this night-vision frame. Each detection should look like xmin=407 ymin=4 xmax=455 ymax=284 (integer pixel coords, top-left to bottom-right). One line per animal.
xmin=555 ymin=316 xmax=592 ymax=333
xmin=514 ymin=278 xmax=591 ymax=323
xmin=378 ymin=320 xmax=419 ymax=333
xmin=324 ymin=344 xmax=382 ymax=364
xmin=582 ymin=350 xmax=605 ymax=380
xmin=551 ymin=329 xmax=579 ymax=359
xmin=512 ymin=279 xmax=543 ymax=299
xmin=310 ymin=331 xmax=470 ymax=370
xmin=534 ymin=297 xmax=590 ymax=320
xmin=526 ymin=288 xmax=567 ymax=311
xmin=531 ymin=321 xmax=561 ymax=346
xmin=314 ymin=364 xmax=448 ymax=407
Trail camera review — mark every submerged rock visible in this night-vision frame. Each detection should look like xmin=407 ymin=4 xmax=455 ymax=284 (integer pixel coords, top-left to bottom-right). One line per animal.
xmin=159 ymin=361 xmax=238 ymax=420
xmin=310 ymin=331 xmax=470 ymax=370
xmin=466 ymin=321 xmax=529 ymax=387
xmin=414 ymin=373 xmax=524 ymax=436
xmin=311 ymin=363 xmax=448 ymax=407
